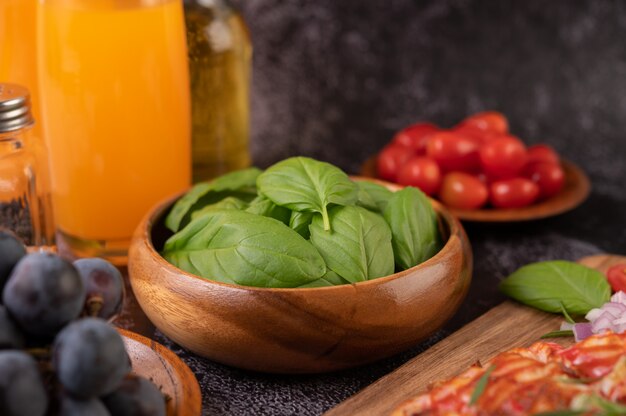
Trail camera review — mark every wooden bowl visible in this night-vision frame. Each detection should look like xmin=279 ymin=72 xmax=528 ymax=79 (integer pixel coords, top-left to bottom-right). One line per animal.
xmin=119 ymin=329 xmax=201 ymax=416
xmin=128 ymin=181 xmax=472 ymax=374
xmin=361 ymin=157 xmax=591 ymax=222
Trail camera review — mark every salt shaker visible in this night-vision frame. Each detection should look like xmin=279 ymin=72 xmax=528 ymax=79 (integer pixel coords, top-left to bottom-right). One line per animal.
xmin=0 ymin=83 xmax=54 ymax=247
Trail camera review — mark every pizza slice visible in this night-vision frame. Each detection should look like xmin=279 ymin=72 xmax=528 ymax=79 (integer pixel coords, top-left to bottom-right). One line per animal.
xmin=392 ymin=332 xmax=626 ymax=416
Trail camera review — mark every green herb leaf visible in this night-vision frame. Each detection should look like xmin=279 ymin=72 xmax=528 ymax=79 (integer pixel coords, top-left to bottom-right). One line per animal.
xmin=355 ymin=181 xmax=393 ymax=213
xmin=560 ymin=302 xmax=576 ymax=324
xmin=297 ymin=271 xmax=350 ymax=287
xmin=257 ymin=157 xmax=358 ymax=231
xmin=245 ymin=196 xmax=291 ymax=225
xmin=289 ymin=211 xmax=314 ymax=239
xmin=190 ymin=197 xmax=248 ymax=220
xmin=162 ymin=210 xmax=326 ymax=287
xmin=165 ymin=167 xmax=261 ymax=232
xmin=500 ymin=261 xmax=611 ymax=316
xmin=469 ymin=365 xmax=495 ymax=406
xmin=309 ymin=206 xmax=394 ymax=283
xmin=383 ymin=187 xmax=441 ymax=270
xmin=592 ymin=395 xmax=626 ymax=414
xmin=540 ymin=330 xmax=574 ymax=339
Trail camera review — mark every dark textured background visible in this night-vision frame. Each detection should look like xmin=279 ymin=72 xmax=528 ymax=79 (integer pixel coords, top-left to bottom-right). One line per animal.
xmin=134 ymin=1 xmax=626 ymax=414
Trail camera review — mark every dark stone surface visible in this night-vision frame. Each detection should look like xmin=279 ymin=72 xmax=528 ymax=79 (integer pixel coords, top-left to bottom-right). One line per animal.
xmin=125 ymin=0 xmax=626 ymax=414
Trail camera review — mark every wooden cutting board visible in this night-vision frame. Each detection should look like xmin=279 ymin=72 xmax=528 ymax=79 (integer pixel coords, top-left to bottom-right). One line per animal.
xmin=325 ymin=254 xmax=625 ymax=416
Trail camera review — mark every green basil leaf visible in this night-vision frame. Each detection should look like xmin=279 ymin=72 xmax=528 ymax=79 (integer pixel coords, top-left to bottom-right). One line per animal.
xmin=257 ymin=157 xmax=358 ymax=231
xmin=245 ymin=196 xmax=291 ymax=225
xmin=320 ymin=270 xmax=350 ymax=285
xmin=356 ymin=181 xmax=393 ymax=213
xmin=165 ymin=167 xmax=261 ymax=232
xmin=499 ymin=261 xmax=611 ymax=316
xmin=309 ymin=205 xmax=394 ymax=283
xmin=163 ymin=210 xmax=326 ymax=288
xmin=383 ymin=187 xmax=441 ymax=270
xmin=190 ymin=197 xmax=248 ymax=220
xmin=289 ymin=211 xmax=314 ymax=239
xmin=297 ymin=279 xmax=333 ymax=288
xmin=202 ymin=167 xmax=262 ymax=192
xmin=297 ymin=271 xmax=350 ymax=288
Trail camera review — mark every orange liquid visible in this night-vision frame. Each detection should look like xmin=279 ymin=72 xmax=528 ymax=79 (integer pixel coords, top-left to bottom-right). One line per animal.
xmin=38 ymin=0 xmax=191 ymax=244
xmin=0 ymin=0 xmax=42 ymax=140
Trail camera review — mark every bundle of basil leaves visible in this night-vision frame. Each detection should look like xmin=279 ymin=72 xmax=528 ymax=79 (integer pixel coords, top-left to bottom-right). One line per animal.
xmin=162 ymin=157 xmax=442 ymax=288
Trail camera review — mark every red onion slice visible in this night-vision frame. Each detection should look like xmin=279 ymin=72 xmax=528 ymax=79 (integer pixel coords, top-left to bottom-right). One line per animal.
xmin=557 ymin=292 xmax=626 ymax=341
xmin=611 ymin=291 xmax=626 ymax=305
xmin=572 ymin=322 xmax=594 ymax=342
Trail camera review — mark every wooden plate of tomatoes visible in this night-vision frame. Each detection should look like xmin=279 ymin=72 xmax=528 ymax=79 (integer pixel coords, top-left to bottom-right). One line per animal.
xmin=362 ymin=111 xmax=591 ymax=222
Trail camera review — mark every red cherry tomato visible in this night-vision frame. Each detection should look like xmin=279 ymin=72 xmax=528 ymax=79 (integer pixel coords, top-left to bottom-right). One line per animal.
xmin=607 ymin=264 xmax=626 ymax=293
xmin=489 ymin=178 xmax=539 ymax=208
xmin=460 ymin=111 xmax=509 ymax=134
xmin=376 ymin=145 xmax=414 ymax=182
xmin=474 ymin=172 xmax=488 ymax=184
xmin=439 ymin=172 xmax=488 ymax=210
xmin=527 ymin=144 xmax=560 ymax=165
xmin=452 ymin=125 xmax=500 ymax=146
xmin=426 ymin=131 xmax=480 ymax=172
xmin=392 ymin=123 xmax=439 ymax=154
xmin=479 ymin=135 xmax=528 ymax=179
xmin=397 ymin=157 xmax=442 ymax=196
xmin=524 ymin=161 xmax=565 ymax=199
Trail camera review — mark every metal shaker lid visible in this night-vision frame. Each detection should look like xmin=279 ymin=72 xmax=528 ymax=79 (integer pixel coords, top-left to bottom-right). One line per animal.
xmin=0 ymin=83 xmax=35 ymax=133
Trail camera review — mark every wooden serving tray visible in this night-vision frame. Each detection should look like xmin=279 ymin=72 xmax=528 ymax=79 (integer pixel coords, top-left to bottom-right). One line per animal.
xmin=325 ymin=254 xmax=624 ymax=416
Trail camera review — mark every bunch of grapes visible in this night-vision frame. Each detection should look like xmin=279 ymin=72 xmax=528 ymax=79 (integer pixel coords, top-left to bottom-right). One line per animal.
xmin=0 ymin=229 xmax=166 ymax=416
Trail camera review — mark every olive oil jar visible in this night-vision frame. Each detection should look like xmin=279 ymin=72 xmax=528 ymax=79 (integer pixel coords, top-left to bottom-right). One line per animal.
xmin=184 ymin=0 xmax=252 ymax=182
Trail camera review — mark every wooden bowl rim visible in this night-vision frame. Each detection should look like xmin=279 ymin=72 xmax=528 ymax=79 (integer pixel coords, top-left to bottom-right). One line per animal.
xmin=132 ymin=177 xmax=467 ymax=293
xmin=361 ymin=157 xmax=591 ymax=222
xmin=117 ymin=328 xmax=202 ymax=416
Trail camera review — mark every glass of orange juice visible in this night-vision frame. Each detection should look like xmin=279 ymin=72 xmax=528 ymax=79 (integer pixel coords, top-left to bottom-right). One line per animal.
xmin=38 ymin=0 xmax=191 ymax=263
xmin=0 ymin=0 xmax=40 ymax=135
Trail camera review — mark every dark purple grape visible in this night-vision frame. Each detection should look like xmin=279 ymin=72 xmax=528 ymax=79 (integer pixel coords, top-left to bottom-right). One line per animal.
xmin=53 ymin=318 xmax=130 ymax=398
xmin=0 ymin=229 xmax=27 ymax=296
xmin=102 ymin=375 xmax=166 ymax=416
xmin=0 ymin=350 xmax=48 ymax=416
xmin=73 ymin=258 xmax=124 ymax=320
xmin=0 ymin=305 xmax=24 ymax=349
xmin=2 ymin=253 xmax=85 ymax=337
xmin=59 ymin=395 xmax=110 ymax=416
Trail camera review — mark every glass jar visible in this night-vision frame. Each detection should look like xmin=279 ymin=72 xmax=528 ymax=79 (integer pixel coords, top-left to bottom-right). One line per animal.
xmin=184 ymin=0 xmax=252 ymax=182
xmin=0 ymin=83 xmax=54 ymax=247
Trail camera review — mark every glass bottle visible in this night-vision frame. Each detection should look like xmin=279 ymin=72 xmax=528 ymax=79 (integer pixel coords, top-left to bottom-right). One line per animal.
xmin=0 ymin=83 xmax=54 ymax=248
xmin=184 ymin=0 xmax=252 ymax=182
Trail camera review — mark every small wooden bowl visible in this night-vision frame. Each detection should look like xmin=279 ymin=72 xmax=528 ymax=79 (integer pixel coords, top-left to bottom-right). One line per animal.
xmin=119 ymin=329 xmax=201 ymax=416
xmin=128 ymin=181 xmax=472 ymax=374
xmin=361 ymin=157 xmax=591 ymax=222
